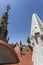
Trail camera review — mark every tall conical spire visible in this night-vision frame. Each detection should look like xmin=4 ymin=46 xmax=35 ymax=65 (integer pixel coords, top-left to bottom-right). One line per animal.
xmin=2 ymin=5 xmax=10 ymax=24
xmin=0 ymin=5 xmax=10 ymax=42
xmin=31 ymin=13 xmax=43 ymax=36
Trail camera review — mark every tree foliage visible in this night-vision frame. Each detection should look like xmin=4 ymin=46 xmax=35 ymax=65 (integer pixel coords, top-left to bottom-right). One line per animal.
xmin=27 ymin=37 xmax=30 ymax=44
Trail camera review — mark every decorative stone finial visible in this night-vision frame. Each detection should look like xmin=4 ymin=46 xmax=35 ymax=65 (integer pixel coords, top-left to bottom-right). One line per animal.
xmin=7 ymin=5 xmax=10 ymax=12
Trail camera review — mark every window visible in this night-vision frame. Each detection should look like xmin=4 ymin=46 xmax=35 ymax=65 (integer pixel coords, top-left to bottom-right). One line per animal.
xmin=35 ymin=27 xmax=37 ymax=29
xmin=35 ymin=38 xmax=38 ymax=44
xmin=1 ymin=22 xmax=3 ymax=25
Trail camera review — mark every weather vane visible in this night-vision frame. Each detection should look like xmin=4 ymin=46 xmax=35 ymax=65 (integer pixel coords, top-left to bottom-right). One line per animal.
xmin=7 ymin=4 xmax=11 ymax=12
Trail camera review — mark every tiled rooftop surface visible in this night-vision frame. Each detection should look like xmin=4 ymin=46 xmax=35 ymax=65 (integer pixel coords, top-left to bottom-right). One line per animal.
xmin=0 ymin=40 xmax=33 ymax=65
xmin=10 ymin=45 xmax=33 ymax=65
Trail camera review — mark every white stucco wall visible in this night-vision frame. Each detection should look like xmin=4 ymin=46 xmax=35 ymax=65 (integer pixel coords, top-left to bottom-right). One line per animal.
xmin=31 ymin=13 xmax=43 ymax=65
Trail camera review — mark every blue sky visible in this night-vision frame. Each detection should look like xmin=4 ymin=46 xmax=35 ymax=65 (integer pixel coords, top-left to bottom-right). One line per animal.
xmin=0 ymin=0 xmax=43 ymax=44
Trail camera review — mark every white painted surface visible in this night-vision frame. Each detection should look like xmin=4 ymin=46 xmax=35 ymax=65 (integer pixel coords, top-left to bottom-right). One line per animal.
xmin=30 ymin=13 xmax=43 ymax=65
xmin=33 ymin=44 xmax=43 ymax=65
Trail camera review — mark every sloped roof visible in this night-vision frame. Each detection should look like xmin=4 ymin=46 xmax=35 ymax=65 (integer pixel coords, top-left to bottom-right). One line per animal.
xmin=13 ymin=45 xmax=33 ymax=65
xmin=0 ymin=40 xmax=19 ymax=64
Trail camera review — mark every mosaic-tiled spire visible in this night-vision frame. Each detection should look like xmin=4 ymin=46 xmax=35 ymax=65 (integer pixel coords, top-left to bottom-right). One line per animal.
xmin=0 ymin=5 xmax=10 ymax=42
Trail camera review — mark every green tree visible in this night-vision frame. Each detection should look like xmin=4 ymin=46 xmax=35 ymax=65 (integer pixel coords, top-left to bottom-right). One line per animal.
xmin=27 ymin=37 xmax=30 ymax=44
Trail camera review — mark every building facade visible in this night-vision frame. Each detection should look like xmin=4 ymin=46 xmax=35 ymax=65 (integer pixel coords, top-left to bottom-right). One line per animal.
xmin=30 ymin=13 xmax=43 ymax=65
